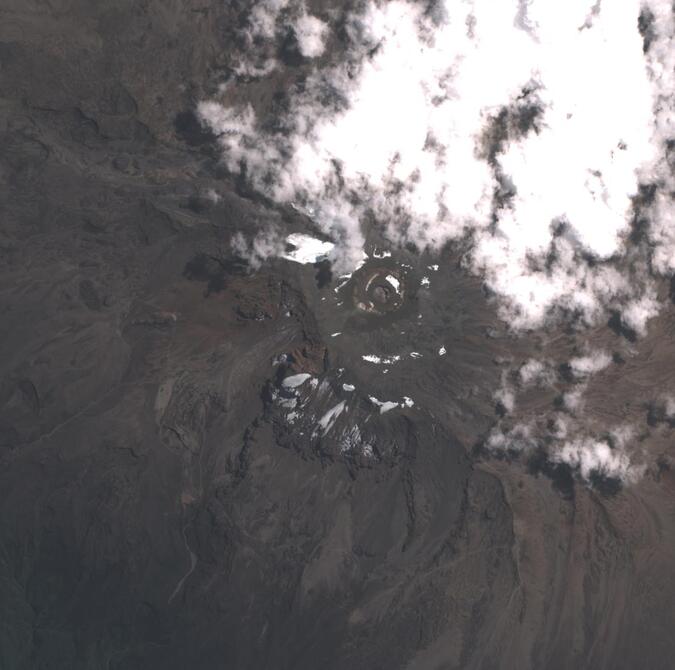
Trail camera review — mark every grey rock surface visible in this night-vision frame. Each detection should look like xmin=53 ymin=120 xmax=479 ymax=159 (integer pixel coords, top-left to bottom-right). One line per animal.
xmin=1 ymin=2 xmax=675 ymax=670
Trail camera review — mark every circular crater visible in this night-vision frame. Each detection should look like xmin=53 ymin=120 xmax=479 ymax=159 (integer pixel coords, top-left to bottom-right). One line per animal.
xmin=353 ymin=266 xmax=405 ymax=315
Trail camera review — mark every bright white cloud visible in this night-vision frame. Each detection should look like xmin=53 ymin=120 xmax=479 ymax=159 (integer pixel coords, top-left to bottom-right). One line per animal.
xmin=486 ymin=419 xmax=644 ymax=484
xmin=202 ymin=0 xmax=675 ymax=485
xmin=231 ymin=229 xmax=284 ymax=269
xmin=317 ymin=400 xmax=346 ymax=434
xmin=519 ymin=359 xmax=554 ymax=386
xmin=551 ymin=438 xmax=644 ymax=483
xmin=569 ymin=350 xmax=612 ymax=378
xmin=223 ymin=0 xmax=329 ymax=76
xmin=201 ymin=0 xmax=673 ymax=331
xmin=293 ymin=13 xmax=328 ymax=58
xmin=486 ymin=422 xmax=535 ymax=452
xmin=282 ymin=373 xmax=313 ymax=388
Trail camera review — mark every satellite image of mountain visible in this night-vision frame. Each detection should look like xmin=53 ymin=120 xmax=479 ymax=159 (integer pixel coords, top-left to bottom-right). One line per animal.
xmin=1 ymin=1 xmax=674 ymax=668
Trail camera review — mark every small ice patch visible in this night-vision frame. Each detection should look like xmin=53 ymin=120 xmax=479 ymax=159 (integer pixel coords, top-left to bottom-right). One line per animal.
xmin=281 ymin=233 xmax=334 ymax=265
xmin=362 ymin=354 xmax=401 ymax=364
xmin=438 ymin=346 xmax=446 ymax=356
xmin=420 ymin=276 xmax=430 ymax=287
xmin=282 ymin=373 xmax=312 ymax=388
xmin=361 ymin=443 xmax=375 ymax=458
xmin=369 ymin=396 xmax=399 ymax=414
xmin=372 ymin=250 xmax=392 ymax=258
xmin=410 ymin=352 xmax=422 ymax=359
xmin=385 ymin=274 xmax=400 ymax=292
xmin=402 ymin=396 xmax=414 ymax=408
xmin=428 ymin=265 xmax=439 ymax=271
xmin=331 ymin=332 xmax=341 ymax=337
xmin=342 ymin=383 xmax=355 ymax=392
xmin=334 ymin=275 xmax=351 ymax=292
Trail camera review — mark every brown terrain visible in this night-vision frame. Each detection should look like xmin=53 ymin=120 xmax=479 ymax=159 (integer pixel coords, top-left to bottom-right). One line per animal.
xmin=1 ymin=1 xmax=675 ymax=669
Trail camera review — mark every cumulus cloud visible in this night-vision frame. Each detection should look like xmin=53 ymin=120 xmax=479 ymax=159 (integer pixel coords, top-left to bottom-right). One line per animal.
xmin=231 ymin=229 xmax=284 ymax=269
xmin=494 ymin=383 xmax=516 ymax=414
xmin=486 ymin=355 xmax=649 ymax=484
xmin=648 ymin=394 xmax=675 ymax=425
xmin=486 ymin=417 xmax=644 ymax=484
xmin=561 ymin=386 xmax=586 ymax=413
xmin=551 ymin=437 xmax=644 ymax=483
xmin=293 ymin=13 xmax=329 ymax=58
xmin=519 ymin=358 xmax=555 ymax=386
xmin=200 ymin=0 xmax=674 ymax=331
xmin=568 ymin=350 xmax=612 ymax=379
xmin=486 ymin=422 xmax=535 ymax=452
xmin=663 ymin=396 xmax=675 ymax=419
xmin=639 ymin=5 xmax=675 ymax=275
xmin=620 ymin=290 xmax=661 ymax=336
xmin=225 ymin=0 xmax=328 ymax=77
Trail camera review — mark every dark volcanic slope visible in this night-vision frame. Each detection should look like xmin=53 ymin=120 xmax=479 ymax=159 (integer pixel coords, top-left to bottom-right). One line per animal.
xmin=2 ymin=2 xmax=675 ymax=670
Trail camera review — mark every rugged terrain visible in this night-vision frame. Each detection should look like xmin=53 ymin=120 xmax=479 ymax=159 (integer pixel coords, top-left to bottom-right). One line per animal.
xmin=2 ymin=2 xmax=675 ymax=669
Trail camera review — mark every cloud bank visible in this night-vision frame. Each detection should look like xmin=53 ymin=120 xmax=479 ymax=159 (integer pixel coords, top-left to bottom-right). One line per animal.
xmin=200 ymin=0 xmax=674 ymax=332
xmin=200 ymin=0 xmax=674 ymax=486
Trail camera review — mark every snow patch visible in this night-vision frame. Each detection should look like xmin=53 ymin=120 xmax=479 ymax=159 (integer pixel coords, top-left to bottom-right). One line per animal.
xmin=281 ymin=233 xmax=334 ymax=265
xmin=385 ymin=274 xmax=401 ymax=292
xmin=369 ymin=396 xmax=400 ymax=414
xmin=282 ymin=373 xmax=313 ymax=388
xmin=318 ymin=401 xmax=346 ymax=434
xmin=362 ymin=354 xmax=402 ymax=364
xmin=369 ymin=395 xmax=415 ymax=413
